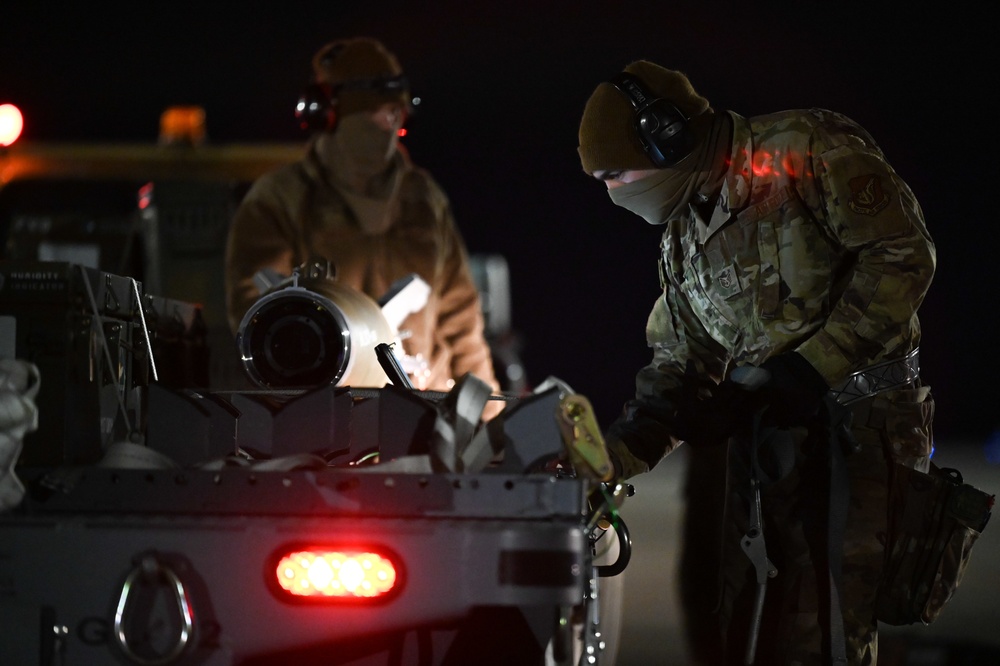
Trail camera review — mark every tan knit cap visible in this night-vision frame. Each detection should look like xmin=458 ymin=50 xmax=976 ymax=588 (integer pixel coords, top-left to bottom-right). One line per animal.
xmin=578 ymin=61 xmax=710 ymax=174
xmin=312 ymin=37 xmax=409 ymax=117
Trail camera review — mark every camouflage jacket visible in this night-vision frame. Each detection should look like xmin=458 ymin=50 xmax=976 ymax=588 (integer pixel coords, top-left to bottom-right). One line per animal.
xmin=224 ymin=144 xmax=497 ymax=393
xmin=608 ymin=109 xmax=936 ymax=477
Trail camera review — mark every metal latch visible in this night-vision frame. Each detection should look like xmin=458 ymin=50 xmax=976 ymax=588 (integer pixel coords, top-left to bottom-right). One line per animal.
xmin=557 ymin=393 xmax=615 ymax=482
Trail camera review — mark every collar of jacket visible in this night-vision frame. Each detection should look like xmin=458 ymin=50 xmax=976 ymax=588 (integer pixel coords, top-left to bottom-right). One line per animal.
xmin=690 ymin=110 xmax=750 ymax=244
xmin=724 ymin=110 xmax=754 ymax=213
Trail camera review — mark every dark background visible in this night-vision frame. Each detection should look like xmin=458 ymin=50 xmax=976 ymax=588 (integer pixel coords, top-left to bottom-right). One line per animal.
xmin=2 ymin=1 xmax=995 ymax=442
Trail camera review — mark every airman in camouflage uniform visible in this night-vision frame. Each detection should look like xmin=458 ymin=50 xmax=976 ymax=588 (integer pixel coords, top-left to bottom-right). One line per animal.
xmin=577 ymin=60 xmax=936 ymax=664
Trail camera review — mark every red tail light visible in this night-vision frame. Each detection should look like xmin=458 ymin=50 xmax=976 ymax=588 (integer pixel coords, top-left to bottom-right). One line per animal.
xmin=273 ymin=547 xmax=400 ymax=600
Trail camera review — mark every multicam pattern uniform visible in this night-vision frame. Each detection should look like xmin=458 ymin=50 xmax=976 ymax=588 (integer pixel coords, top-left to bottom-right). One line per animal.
xmin=606 ymin=109 xmax=936 ymax=664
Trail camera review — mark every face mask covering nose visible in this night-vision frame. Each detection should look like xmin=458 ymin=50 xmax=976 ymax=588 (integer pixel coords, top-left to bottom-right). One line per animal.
xmin=607 ymin=167 xmax=699 ymax=225
xmin=334 ymin=113 xmax=398 ymax=177
xmin=606 ymin=110 xmax=732 ymax=226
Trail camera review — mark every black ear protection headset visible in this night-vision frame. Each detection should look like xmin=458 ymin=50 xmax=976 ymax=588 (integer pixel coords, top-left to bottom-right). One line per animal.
xmin=295 ymin=43 xmax=412 ymax=133
xmin=295 ymin=75 xmax=410 ymax=133
xmin=609 ymin=72 xmax=694 ymax=168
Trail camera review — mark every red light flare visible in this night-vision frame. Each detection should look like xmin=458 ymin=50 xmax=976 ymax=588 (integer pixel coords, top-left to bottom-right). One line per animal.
xmin=751 ymin=150 xmax=775 ymax=178
xmin=742 ymin=148 xmax=807 ymax=180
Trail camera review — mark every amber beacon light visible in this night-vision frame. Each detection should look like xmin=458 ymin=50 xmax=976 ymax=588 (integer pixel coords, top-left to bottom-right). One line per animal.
xmin=273 ymin=546 xmax=401 ymax=600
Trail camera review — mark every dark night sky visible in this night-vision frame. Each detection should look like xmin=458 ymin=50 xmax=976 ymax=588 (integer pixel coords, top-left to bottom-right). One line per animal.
xmin=3 ymin=2 xmax=996 ymax=440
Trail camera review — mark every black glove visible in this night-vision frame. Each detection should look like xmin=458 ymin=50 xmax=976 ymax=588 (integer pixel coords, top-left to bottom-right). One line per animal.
xmin=670 ymin=363 xmax=753 ymax=447
xmin=730 ymin=352 xmax=829 ymax=428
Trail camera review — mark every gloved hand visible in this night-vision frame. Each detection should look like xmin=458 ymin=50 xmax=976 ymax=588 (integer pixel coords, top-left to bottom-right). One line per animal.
xmin=670 ymin=364 xmax=753 ymax=447
xmin=670 ymin=387 xmax=747 ymax=446
xmin=729 ymin=352 xmax=829 ymax=428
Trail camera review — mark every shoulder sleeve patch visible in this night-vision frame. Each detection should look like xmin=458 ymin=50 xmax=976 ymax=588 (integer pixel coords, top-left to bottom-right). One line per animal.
xmin=847 ymin=173 xmax=891 ymax=216
xmin=820 ymin=145 xmax=911 ymax=244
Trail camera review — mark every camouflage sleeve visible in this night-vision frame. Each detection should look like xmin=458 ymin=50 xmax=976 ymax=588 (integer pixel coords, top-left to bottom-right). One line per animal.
xmin=795 ymin=124 xmax=936 ymax=384
xmin=606 ymin=270 xmax=730 ymax=478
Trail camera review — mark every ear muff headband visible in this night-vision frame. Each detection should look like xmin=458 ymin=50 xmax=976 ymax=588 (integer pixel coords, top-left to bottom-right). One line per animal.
xmin=610 ymin=72 xmax=693 ymax=168
xmin=295 ymin=82 xmax=336 ymax=132
xmin=294 ymin=74 xmax=411 ymax=133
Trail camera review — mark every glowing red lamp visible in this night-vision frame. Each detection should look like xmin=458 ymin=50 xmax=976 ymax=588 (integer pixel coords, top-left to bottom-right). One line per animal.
xmin=273 ymin=547 xmax=400 ymax=600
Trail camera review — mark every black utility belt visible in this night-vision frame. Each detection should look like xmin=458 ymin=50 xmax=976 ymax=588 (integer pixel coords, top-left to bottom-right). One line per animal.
xmin=828 ymin=348 xmax=920 ymax=406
